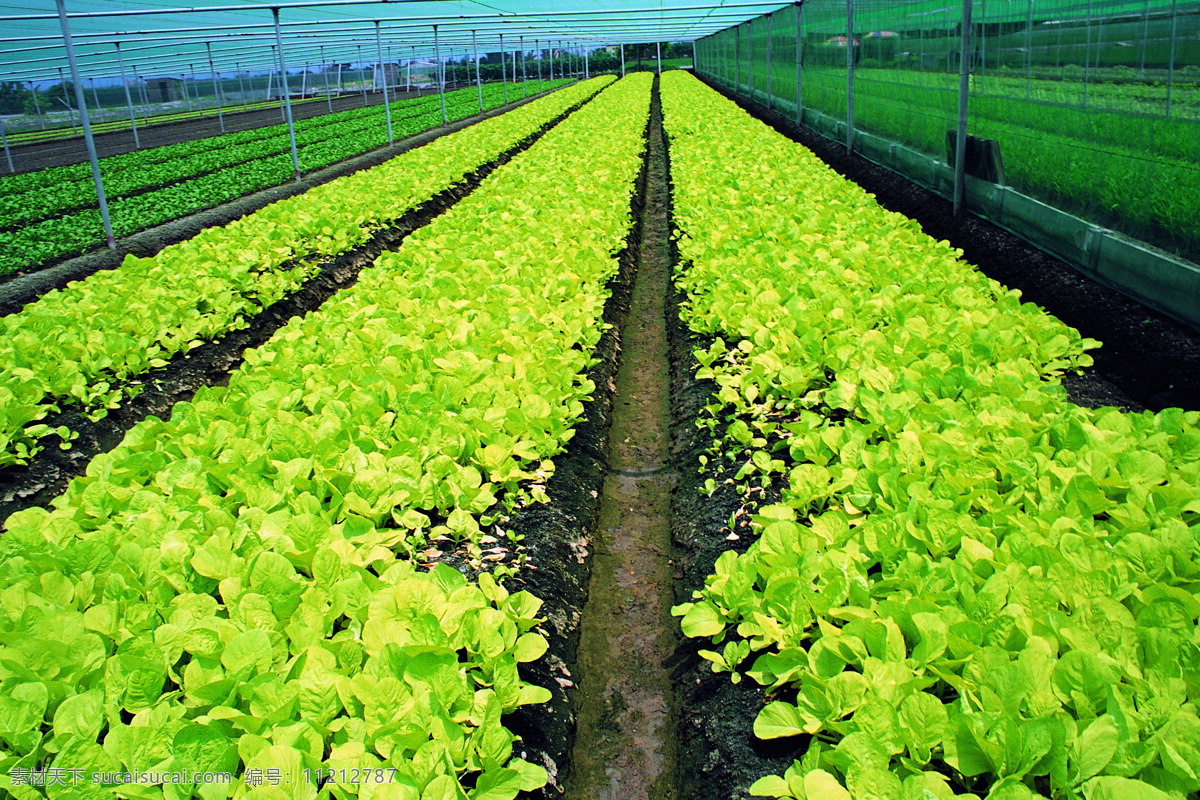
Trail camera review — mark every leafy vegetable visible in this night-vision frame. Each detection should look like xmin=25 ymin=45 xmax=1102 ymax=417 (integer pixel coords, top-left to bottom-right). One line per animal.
xmin=0 ymin=72 xmax=651 ymax=799
xmin=0 ymin=78 xmax=610 ymax=468
xmin=662 ymin=70 xmax=1200 ymax=800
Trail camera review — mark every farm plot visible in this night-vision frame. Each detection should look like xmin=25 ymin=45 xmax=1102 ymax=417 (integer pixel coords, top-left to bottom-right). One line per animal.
xmin=0 ymin=80 xmax=570 ymax=275
xmin=0 ymin=77 xmax=610 ymax=471
xmin=662 ymin=70 xmax=1200 ymax=800
xmin=0 ymin=72 xmax=652 ymax=800
xmin=0 ymin=87 xmax=483 ymax=224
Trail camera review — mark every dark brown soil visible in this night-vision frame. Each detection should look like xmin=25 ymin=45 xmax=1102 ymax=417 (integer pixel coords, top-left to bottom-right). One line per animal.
xmin=697 ymin=75 xmax=1200 ymax=415
xmin=504 ymin=89 xmax=648 ymax=800
xmin=564 ymin=81 xmax=679 ymax=800
xmin=0 ymin=92 xmax=597 ymax=523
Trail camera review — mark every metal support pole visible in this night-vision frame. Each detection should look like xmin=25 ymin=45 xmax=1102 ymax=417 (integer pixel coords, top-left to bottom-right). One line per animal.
xmin=375 ymin=21 xmax=394 ymax=143
xmin=191 ymin=65 xmax=203 ymax=115
xmin=846 ymin=0 xmax=855 ymax=156
xmin=521 ymin=36 xmax=527 ymax=97
xmin=337 ymin=62 xmax=342 ymax=94
xmin=747 ymin=23 xmax=752 ymax=93
xmin=270 ymin=45 xmax=284 ymax=119
xmin=358 ymin=45 xmax=367 ymax=105
xmin=321 ymin=45 xmax=332 ymax=112
xmin=56 ymin=0 xmax=114 ymax=248
xmin=1140 ymin=0 xmax=1151 ymax=78
xmin=301 ymin=63 xmax=308 ymax=97
xmin=434 ymin=24 xmax=447 ymax=125
xmin=237 ymin=62 xmax=247 ymax=108
xmin=1025 ymin=0 xmax=1033 ymax=99
xmin=181 ymin=70 xmax=192 ymax=113
xmin=657 ymin=41 xmax=662 ymax=75
xmin=90 ymin=79 xmax=100 ymax=119
xmin=1 ymin=118 xmax=13 ymax=174
xmin=1083 ymin=0 xmax=1091 ymax=107
xmin=134 ymin=67 xmax=150 ymax=123
xmin=501 ymin=34 xmax=508 ymax=103
xmin=620 ymin=42 xmax=625 ymax=76
xmin=407 ymin=47 xmax=412 ymax=92
xmin=980 ymin=0 xmax=987 ymax=93
xmin=536 ymin=39 xmax=542 ymax=92
xmin=206 ymin=42 xmax=224 ymax=132
xmin=795 ymin=2 xmax=803 ymax=122
xmin=1167 ymin=0 xmax=1178 ymax=116
xmin=735 ymin=27 xmax=740 ymax=92
xmin=953 ymin=0 xmax=974 ymax=216
xmin=29 ymin=80 xmax=45 ymax=129
xmin=767 ymin=12 xmax=774 ymax=110
xmin=474 ymin=30 xmax=483 ymax=112
xmin=273 ymin=8 xmax=301 ymax=180
xmin=115 ymin=42 xmax=140 ymax=148
xmin=59 ymin=67 xmax=77 ymax=133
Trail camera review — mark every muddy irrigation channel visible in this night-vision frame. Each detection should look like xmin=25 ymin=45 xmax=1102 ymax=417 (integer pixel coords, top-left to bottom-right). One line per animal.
xmin=504 ymin=80 xmax=794 ymax=800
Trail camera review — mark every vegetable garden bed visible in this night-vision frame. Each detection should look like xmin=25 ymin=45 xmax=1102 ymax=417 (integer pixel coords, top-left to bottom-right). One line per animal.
xmin=1 ymin=68 xmax=1199 ymax=800
xmin=0 ymin=73 xmax=650 ymax=800
xmin=0 ymin=80 xmax=574 ymax=276
xmin=663 ymin=69 xmax=1200 ymax=800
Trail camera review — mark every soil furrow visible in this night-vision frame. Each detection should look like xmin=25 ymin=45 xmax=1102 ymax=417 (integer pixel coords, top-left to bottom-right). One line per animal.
xmin=0 ymin=88 xmax=604 ymax=523
xmin=501 ymin=91 xmax=651 ymax=800
xmin=563 ymin=76 xmax=680 ymax=800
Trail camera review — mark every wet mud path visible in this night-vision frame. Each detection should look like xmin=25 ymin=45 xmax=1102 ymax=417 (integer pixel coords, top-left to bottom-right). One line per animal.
xmin=565 ymin=83 xmax=679 ymax=800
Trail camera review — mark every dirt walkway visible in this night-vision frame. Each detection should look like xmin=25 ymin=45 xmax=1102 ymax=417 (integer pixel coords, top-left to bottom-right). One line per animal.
xmin=565 ymin=80 xmax=680 ymax=800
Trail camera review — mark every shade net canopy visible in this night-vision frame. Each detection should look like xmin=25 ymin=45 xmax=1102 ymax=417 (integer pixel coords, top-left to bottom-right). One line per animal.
xmin=696 ymin=0 xmax=1200 ymax=262
xmin=0 ymin=0 xmax=789 ymax=84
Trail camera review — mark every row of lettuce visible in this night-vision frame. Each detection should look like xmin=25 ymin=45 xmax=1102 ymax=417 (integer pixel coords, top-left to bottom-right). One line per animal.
xmin=0 ymin=84 xmax=519 ymax=221
xmin=0 ymin=78 xmax=601 ymax=470
xmin=0 ymin=80 xmax=571 ymax=275
xmin=7 ymin=96 xmax=331 ymax=148
xmin=663 ymin=71 xmax=1200 ymax=800
xmin=0 ymin=73 xmax=652 ymax=799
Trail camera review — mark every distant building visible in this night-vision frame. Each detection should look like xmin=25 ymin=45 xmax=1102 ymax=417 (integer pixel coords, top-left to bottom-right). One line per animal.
xmin=146 ymin=76 xmax=183 ymax=103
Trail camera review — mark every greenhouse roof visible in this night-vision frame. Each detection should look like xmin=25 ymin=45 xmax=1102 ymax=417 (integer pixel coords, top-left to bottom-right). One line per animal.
xmin=0 ymin=0 xmax=790 ymax=84
xmin=3 ymin=0 xmax=1191 ymax=84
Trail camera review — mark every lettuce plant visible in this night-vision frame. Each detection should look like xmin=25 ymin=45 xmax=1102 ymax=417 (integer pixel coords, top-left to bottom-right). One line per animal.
xmin=0 ymin=73 xmax=650 ymax=800
xmin=662 ymin=70 xmax=1200 ymax=800
xmin=0 ymin=78 xmax=611 ymax=468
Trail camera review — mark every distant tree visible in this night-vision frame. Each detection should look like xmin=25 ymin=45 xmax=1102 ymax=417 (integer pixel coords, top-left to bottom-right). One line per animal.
xmin=0 ymin=81 xmax=30 ymax=114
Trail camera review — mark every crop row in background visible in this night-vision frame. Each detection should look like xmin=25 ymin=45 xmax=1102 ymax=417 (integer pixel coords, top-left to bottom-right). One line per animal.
xmin=0 ymin=79 xmax=572 ymax=274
